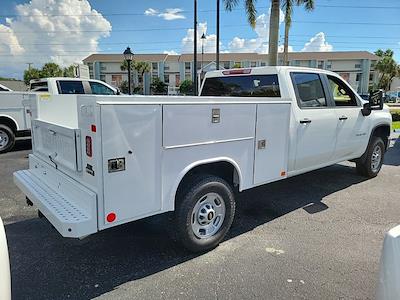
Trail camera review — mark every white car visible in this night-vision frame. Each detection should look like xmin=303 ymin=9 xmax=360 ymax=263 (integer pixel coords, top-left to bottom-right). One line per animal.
xmin=14 ymin=66 xmax=392 ymax=252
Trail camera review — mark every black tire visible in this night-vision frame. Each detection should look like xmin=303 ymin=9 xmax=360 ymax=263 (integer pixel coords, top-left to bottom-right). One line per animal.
xmin=0 ymin=124 xmax=15 ymax=154
xmin=175 ymin=175 xmax=235 ymax=252
xmin=356 ymin=136 xmax=385 ymax=178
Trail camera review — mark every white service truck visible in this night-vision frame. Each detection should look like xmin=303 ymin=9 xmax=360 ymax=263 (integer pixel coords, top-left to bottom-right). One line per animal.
xmin=0 ymin=78 xmax=119 ymax=153
xmin=13 ymin=67 xmax=392 ymax=252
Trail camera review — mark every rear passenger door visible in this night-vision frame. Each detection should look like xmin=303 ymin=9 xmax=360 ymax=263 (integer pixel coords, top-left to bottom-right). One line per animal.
xmin=291 ymin=72 xmax=338 ymax=172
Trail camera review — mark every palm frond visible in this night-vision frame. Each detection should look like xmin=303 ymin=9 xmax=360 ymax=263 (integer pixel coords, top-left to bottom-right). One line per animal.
xmin=223 ymin=0 xmax=240 ymax=11
xmin=245 ymin=0 xmax=257 ymax=28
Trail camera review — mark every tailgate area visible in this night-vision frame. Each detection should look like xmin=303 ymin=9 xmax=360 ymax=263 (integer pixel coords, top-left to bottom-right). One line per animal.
xmin=14 ymin=155 xmax=97 ymax=238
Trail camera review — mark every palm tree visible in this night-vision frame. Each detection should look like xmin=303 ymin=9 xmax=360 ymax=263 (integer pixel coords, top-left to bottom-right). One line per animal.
xmin=282 ymin=0 xmax=314 ymax=66
xmin=224 ymin=0 xmax=281 ymax=66
xmin=374 ymin=49 xmax=399 ymax=90
xmin=120 ymin=60 xmax=151 ymax=92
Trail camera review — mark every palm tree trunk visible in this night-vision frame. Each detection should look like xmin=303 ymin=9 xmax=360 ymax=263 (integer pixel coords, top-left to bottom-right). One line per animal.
xmin=268 ymin=0 xmax=280 ymax=66
xmin=283 ymin=21 xmax=290 ymax=66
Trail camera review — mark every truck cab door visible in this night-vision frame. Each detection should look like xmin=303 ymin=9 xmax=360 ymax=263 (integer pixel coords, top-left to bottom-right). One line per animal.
xmin=324 ymin=74 xmax=369 ymax=160
xmin=291 ymin=72 xmax=337 ymax=172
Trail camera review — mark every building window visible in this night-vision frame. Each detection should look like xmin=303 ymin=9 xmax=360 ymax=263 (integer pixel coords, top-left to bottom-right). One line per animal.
xmin=369 ymin=73 xmax=374 ymax=81
xmin=355 ymin=64 xmax=361 ymax=69
xmin=260 ymin=62 xmax=266 ymax=67
xmin=293 ymin=60 xmax=300 ymax=67
xmin=250 ymin=61 xmax=257 ymax=67
xmin=317 ymin=60 xmax=324 ymax=69
xmin=356 ymin=73 xmax=362 ymax=82
xmin=185 ymin=74 xmax=191 ymax=80
xmin=164 ymin=75 xmax=169 ymax=83
xmin=100 ymin=75 xmax=106 ymax=82
xmin=100 ymin=65 xmax=106 ymax=71
xmin=326 ymin=61 xmax=332 ymax=69
xmin=223 ymin=62 xmax=230 ymax=69
xmin=185 ymin=62 xmax=191 ymax=70
xmin=152 ymin=62 xmax=158 ymax=70
xmin=164 ymin=63 xmax=170 ymax=71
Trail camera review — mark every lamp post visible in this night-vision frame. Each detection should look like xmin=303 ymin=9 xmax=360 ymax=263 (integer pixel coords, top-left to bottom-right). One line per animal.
xmin=201 ymin=33 xmax=206 ymax=73
xmin=123 ymin=46 xmax=134 ymax=95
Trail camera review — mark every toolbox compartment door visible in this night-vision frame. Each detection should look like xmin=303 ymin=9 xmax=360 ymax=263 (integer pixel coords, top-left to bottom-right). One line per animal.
xmin=32 ymin=119 xmax=82 ymax=172
xmin=253 ymin=103 xmax=291 ymax=185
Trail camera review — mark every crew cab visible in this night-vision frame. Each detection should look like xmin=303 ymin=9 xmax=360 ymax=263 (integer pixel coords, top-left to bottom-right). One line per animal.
xmin=29 ymin=78 xmax=119 ymax=95
xmin=13 ymin=67 xmax=392 ymax=252
xmin=0 ymin=78 xmax=119 ymax=153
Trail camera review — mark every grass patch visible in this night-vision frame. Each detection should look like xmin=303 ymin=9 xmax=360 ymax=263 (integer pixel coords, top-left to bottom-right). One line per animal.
xmin=393 ymin=121 xmax=400 ymax=130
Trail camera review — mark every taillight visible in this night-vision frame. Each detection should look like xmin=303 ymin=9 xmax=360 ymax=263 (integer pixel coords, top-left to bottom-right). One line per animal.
xmin=86 ymin=136 xmax=92 ymax=157
xmin=222 ymin=69 xmax=251 ymax=75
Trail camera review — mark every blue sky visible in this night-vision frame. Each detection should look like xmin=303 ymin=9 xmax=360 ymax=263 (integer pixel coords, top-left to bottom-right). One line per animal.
xmin=0 ymin=0 xmax=399 ymax=78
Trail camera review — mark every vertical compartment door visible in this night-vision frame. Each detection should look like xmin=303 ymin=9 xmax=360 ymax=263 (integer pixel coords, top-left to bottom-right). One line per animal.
xmin=101 ymin=105 xmax=162 ymax=225
xmin=254 ymin=103 xmax=291 ymax=185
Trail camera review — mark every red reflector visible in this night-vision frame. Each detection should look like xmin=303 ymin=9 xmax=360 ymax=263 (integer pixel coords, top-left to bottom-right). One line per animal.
xmin=222 ymin=68 xmax=252 ymax=75
xmin=86 ymin=136 xmax=92 ymax=157
xmin=91 ymin=125 xmax=97 ymax=132
xmin=106 ymin=212 xmax=116 ymax=223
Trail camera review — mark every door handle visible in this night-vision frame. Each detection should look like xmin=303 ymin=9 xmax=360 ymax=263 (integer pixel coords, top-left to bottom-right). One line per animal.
xmin=300 ymin=119 xmax=312 ymax=124
xmin=339 ymin=115 xmax=348 ymax=121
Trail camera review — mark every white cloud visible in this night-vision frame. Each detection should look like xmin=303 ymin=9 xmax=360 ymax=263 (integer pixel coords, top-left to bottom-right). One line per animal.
xmin=181 ymin=22 xmax=218 ymax=53
xmin=144 ymin=8 xmax=185 ymax=21
xmin=302 ymin=32 xmax=333 ymax=52
xmin=163 ymin=50 xmax=178 ymax=55
xmin=0 ymin=0 xmax=111 ymax=78
xmin=144 ymin=8 xmax=158 ymax=16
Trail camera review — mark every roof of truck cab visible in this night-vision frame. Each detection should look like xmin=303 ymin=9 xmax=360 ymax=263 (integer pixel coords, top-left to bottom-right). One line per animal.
xmin=204 ymin=66 xmax=340 ymax=78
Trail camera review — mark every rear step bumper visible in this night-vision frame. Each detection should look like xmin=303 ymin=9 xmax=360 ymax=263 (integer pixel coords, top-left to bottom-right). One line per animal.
xmin=13 ymin=160 xmax=98 ymax=238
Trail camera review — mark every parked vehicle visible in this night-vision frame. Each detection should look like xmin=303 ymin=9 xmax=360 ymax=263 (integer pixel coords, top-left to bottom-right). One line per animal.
xmin=14 ymin=67 xmax=391 ymax=252
xmin=0 ymin=78 xmax=120 ymax=154
xmin=0 ymin=92 xmax=34 ymax=153
xmin=0 ymin=84 xmax=12 ymax=92
xmin=29 ymin=78 xmax=119 ymax=95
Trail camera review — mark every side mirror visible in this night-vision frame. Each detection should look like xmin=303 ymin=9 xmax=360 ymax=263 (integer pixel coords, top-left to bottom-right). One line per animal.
xmin=361 ymin=89 xmax=384 ymax=116
xmin=116 ymin=88 xmax=121 ymax=95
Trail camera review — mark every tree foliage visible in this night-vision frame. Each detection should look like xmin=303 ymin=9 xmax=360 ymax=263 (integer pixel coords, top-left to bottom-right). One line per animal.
xmin=151 ymin=77 xmax=168 ymax=95
xmin=374 ymin=49 xmax=400 ymax=91
xmin=179 ymin=79 xmax=194 ymax=95
xmin=23 ymin=63 xmax=77 ymax=85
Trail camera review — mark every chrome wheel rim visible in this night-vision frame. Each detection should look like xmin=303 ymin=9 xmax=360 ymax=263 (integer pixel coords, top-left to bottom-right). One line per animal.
xmin=191 ymin=192 xmax=226 ymax=239
xmin=371 ymin=145 xmax=382 ymax=172
xmin=0 ymin=130 xmax=9 ymax=150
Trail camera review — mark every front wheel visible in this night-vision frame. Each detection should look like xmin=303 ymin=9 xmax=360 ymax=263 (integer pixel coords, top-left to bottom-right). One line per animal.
xmin=356 ymin=136 xmax=385 ymax=178
xmin=175 ymin=175 xmax=235 ymax=252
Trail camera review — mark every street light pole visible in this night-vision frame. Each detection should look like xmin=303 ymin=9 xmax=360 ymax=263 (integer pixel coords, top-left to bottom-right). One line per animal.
xmin=216 ymin=0 xmax=220 ymax=70
xmin=201 ymin=33 xmax=206 ymax=73
xmin=194 ymin=0 xmax=198 ymax=96
xmin=123 ymin=46 xmax=134 ymax=95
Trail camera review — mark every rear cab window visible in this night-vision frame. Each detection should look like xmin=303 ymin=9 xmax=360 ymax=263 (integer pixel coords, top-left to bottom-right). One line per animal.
xmin=57 ymin=81 xmax=85 ymax=94
xmin=201 ymin=74 xmax=280 ymax=97
xmin=89 ymin=81 xmax=116 ymax=95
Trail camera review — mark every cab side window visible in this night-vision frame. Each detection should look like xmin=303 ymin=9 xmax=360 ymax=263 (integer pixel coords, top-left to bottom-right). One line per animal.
xmin=327 ymin=75 xmax=358 ymax=107
xmin=89 ymin=82 xmax=115 ymax=95
xmin=291 ymin=73 xmax=327 ymax=108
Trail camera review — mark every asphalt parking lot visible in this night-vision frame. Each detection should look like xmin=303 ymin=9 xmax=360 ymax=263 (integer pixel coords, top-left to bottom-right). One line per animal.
xmin=1 ymin=135 xmax=399 ymax=300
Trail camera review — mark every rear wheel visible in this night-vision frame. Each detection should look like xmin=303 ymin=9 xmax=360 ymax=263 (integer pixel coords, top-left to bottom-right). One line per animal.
xmin=175 ymin=175 xmax=235 ymax=252
xmin=0 ymin=125 xmax=15 ymax=154
xmin=356 ymin=136 xmax=385 ymax=178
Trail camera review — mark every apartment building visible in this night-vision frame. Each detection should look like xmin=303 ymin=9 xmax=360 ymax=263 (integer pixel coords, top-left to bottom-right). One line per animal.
xmin=83 ymin=51 xmax=379 ymax=95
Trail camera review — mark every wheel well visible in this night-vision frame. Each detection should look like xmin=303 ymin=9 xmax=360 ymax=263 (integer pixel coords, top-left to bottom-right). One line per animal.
xmin=372 ymin=125 xmax=390 ymax=148
xmin=0 ymin=116 xmax=17 ymax=133
xmin=175 ymin=161 xmax=240 ymax=202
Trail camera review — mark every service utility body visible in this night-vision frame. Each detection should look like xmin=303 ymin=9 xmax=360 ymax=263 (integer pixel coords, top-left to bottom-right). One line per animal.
xmin=14 ymin=67 xmax=392 ymax=252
